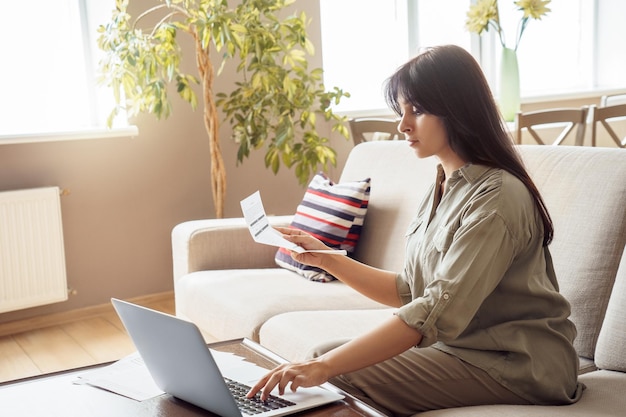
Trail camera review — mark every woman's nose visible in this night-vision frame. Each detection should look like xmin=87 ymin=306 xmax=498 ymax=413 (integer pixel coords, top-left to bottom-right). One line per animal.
xmin=398 ymin=116 xmax=411 ymax=134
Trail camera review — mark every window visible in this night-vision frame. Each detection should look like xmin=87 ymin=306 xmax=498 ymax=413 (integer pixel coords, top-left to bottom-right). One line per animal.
xmin=496 ymin=0 xmax=592 ymax=95
xmin=0 ymin=0 xmax=131 ymax=140
xmin=320 ymin=0 xmax=626 ymax=114
xmin=319 ymin=0 xmax=411 ymax=114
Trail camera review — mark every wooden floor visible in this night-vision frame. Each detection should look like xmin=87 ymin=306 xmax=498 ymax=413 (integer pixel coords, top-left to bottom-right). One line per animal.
xmin=0 ymin=293 xmax=175 ymax=383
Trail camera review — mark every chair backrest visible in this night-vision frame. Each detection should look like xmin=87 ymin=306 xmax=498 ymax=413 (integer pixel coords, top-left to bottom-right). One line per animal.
xmin=590 ymin=103 xmax=626 ymax=148
xmin=601 ymin=93 xmax=626 ymax=107
xmin=348 ymin=118 xmax=401 ymax=146
xmin=514 ymin=107 xmax=590 ymax=146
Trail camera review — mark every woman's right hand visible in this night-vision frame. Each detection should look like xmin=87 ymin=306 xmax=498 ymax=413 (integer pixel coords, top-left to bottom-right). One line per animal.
xmin=247 ymin=359 xmax=331 ymax=401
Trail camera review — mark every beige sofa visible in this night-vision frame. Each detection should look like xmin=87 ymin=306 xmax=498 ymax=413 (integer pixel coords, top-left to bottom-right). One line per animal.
xmin=172 ymin=141 xmax=626 ymax=415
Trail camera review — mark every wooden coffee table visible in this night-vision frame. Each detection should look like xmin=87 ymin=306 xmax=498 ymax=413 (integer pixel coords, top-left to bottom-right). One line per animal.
xmin=0 ymin=338 xmax=386 ymax=417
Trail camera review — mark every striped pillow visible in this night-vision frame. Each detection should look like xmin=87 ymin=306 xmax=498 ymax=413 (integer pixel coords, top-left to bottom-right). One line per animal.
xmin=275 ymin=172 xmax=371 ymax=282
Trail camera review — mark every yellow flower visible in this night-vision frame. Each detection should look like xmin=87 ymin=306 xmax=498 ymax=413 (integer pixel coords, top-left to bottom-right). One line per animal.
xmin=465 ymin=0 xmax=551 ymax=50
xmin=465 ymin=0 xmax=499 ymax=35
xmin=515 ymin=0 xmax=551 ymax=19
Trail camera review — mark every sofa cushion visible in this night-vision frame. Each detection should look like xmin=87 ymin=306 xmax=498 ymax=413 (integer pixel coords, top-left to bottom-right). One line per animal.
xmin=259 ymin=309 xmax=396 ymax=362
xmin=275 ymin=172 xmax=370 ymax=282
xmin=338 ymin=142 xmax=439 ymax=271
xmin=416 ymin=370 xmax=626 ymax=416
xmin=595 ymin=249 xmax=626 ymax=371
xmin=175 ymin=268 xmax=388 ymax=342
xmin=517 ymin=145 xmax=626 ymax=360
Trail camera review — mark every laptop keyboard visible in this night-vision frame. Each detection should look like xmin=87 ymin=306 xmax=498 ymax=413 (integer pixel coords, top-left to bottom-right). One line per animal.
xmin=225 ymin=377 xmax=296 ymax=415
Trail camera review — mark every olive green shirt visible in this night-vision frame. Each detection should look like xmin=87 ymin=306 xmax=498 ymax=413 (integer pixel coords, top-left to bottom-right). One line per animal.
xmin=395 ymin=163 xmax=583 ymax=405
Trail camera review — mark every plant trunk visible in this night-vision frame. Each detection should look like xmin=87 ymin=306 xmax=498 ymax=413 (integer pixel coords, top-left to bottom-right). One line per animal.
xmin=194 ymin=35 xmax=226 ymax=218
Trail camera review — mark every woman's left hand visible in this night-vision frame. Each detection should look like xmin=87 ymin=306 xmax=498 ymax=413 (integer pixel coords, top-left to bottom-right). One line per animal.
xmin=276 ymin=227 xmax=331 ymax=268
xmin=246 ymin=359 xmax=331 ymax=401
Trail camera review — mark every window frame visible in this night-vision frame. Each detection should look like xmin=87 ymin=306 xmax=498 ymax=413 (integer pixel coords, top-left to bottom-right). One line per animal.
xmin=320 ymin=0 xmax=626 ymax=118
xmin=0 ymin=0 xmax=136 ymax=145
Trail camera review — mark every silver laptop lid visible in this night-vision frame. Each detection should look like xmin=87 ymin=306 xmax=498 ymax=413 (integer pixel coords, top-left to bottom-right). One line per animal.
xmin=111 ymin=298 xmax=242 ymax=417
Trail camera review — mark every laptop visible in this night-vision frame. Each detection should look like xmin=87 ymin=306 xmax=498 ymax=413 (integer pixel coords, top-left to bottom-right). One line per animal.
xmin=111 ymin=298 xmax=344 ymax=417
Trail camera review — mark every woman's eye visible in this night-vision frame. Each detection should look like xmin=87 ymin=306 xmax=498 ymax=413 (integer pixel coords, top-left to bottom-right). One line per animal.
xmin=411 ymin=106 xmax=421 ymax=115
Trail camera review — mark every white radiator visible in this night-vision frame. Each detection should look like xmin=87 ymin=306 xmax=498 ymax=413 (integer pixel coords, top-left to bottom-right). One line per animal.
xmin=0 ymin=187 xmax=68 ymax=313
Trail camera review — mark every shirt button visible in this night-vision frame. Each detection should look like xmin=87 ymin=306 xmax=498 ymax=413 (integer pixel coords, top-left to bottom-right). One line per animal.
xmin=443 ymin=293 xmax=450 ymax=300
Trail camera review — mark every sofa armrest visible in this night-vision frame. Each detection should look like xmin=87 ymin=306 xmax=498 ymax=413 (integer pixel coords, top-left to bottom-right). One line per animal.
xmin=172 ymin=215 xmax=293 ymax=283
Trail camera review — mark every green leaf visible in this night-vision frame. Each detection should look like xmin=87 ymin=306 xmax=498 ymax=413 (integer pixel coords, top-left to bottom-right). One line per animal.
xmin=97 ymin=0 xmax=349 ymax=188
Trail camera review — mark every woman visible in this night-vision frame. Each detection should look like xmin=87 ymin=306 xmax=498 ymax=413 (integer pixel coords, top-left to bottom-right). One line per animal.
xmin=247 ymin=45 xmax=583 ymax=415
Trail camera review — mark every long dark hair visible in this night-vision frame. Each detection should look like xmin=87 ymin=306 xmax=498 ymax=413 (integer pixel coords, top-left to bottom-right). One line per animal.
xmin=384 ymin=45 xmax=553 ymax=246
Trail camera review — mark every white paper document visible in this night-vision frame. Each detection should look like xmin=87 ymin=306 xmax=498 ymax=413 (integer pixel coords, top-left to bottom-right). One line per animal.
xmin=75 ymin=352 xmax=163 ymax=401
xmin=75 ymin=349 xmax=270 ymax=402
xmin=240 ymin=191 xmax=347 ymax=255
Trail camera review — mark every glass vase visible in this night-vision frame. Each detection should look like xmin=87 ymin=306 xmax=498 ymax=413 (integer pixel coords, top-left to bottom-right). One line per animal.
xmin=499 ymin=47 xmax=521 ymax=122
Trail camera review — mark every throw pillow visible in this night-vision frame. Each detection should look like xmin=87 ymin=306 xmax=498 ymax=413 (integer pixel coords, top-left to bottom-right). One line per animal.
xmin=275 ymin=172 xmax=371 ymax=282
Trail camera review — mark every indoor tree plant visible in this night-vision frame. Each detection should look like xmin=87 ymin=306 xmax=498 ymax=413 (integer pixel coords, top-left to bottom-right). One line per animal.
xmin=97 ymin=0 xmax=350 ymax=218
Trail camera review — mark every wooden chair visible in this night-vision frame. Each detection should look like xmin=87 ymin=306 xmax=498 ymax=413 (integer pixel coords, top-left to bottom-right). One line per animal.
xmin=348 ymin=118 xmax=401 ymax=146
xmin=514 ymin=107 xmax=590 ymax=146
xmin=601 ymin=93 xmax=626 ymax=107
xmin=590 ymin=104 xmax=626 ymax=148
